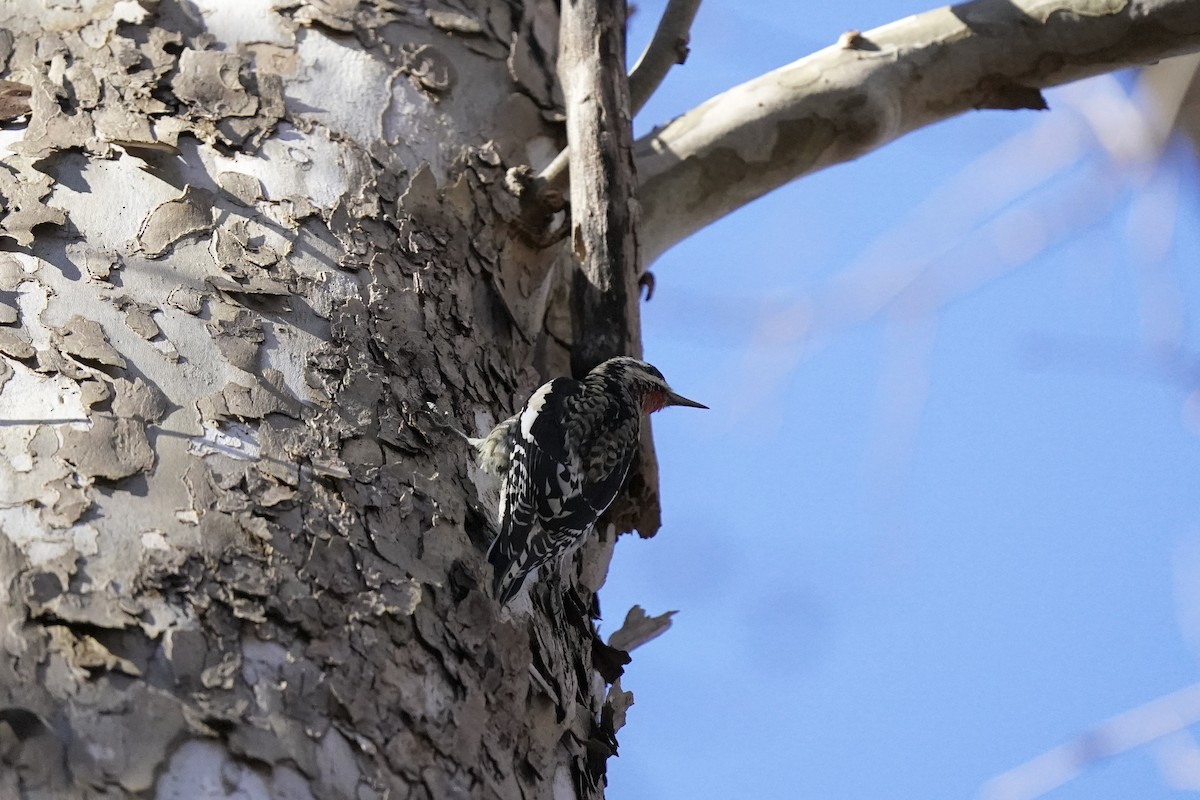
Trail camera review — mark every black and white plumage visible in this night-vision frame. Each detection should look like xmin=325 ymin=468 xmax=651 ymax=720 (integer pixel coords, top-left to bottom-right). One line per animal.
xmin=481 ymin=357 xmax=706 ymax=605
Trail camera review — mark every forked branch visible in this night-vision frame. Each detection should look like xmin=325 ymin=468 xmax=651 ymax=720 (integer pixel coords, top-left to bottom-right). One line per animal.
xmin=635 ymin=0 xmax=1200 ymax=264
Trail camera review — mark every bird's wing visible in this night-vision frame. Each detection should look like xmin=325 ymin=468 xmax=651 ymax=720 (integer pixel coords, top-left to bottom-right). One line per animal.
xmin=488 ymin=378 xmax=582 ymax=599
xmin=578 ymin=416 xmax=640 ymax=518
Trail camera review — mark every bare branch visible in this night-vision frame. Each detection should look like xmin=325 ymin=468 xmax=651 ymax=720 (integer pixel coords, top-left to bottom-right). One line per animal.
xmin=628 ymin=0 xmax=702 ymax=115
xmin=635 ymin=0 xmax=1200 ymax=264
xmin=978 ymin=682 xmax=1200 ymax=800
xmin=1140 ymin=51 xmax=1200 ymax=154
xmin=559 ymin=0 xmax=640 ymax=374
xmin=537 ymin=0 xmax=701 ymax=194
xmin=536 ymin=145 xmax=570 ymax=195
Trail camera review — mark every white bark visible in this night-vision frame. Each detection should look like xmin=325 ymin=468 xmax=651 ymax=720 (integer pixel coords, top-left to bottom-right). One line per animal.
xmin=628 ymin=0 xmax=703 ymax=116
xmin=635 ymin=0 xmax=1200 ymax=263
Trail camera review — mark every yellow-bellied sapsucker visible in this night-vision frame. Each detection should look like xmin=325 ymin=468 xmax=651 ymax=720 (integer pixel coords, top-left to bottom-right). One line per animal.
xmin=479 ymin=356 xmax=706 ymax=605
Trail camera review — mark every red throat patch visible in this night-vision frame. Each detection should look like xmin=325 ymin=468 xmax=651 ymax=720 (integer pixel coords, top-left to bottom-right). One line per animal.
xmin=642 ymin=391 xmax=666 ymax=415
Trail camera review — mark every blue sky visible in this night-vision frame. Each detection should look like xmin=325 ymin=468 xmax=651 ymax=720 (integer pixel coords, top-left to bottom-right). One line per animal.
xmin=601 ymin=3 xmax=1200 ymax=798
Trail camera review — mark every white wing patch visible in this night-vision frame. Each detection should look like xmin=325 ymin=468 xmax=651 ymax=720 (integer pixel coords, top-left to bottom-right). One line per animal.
xmin=519 ymin=382 xmax=555 ymax=440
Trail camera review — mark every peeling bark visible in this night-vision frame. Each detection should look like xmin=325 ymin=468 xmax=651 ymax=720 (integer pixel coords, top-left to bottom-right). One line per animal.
xmin=0 ymin=0 xmax=625 ymax=797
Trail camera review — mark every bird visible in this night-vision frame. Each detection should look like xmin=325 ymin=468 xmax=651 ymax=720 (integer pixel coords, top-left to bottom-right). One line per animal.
xmin=477 ymin=356 xmax=706 ymax=605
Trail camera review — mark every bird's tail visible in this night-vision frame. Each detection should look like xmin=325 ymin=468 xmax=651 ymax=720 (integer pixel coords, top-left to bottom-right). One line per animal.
xmin=493 ymin=571 xmax=525 ymax=605
xmin=487 ymin=535 xmax=527 ymax=605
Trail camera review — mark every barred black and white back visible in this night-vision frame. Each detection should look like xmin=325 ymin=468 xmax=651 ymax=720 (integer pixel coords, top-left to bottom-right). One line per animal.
xmin=483 ymin=357 xmax=706 ymax=605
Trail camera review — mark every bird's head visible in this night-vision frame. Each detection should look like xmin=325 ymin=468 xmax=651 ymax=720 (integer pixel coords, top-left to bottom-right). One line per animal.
xmin=591 ymin=357 xmax=708 ymax=415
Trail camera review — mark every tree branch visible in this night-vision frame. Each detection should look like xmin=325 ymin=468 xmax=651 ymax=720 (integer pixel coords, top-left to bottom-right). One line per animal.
xmin=559 ymin=0 xmax=664 ymax=541
xmin=560 ymin=0 xmax=640 ymax=374
xmin=635 ymin=0 xmax=1200 ymax=264
xmin=978 ymin=682 xmax=1200 ymax=799
xmin=628 ymin=0 xmax=702 ymax=115
xmin=538 ymin=0 xmax=701 ymax=195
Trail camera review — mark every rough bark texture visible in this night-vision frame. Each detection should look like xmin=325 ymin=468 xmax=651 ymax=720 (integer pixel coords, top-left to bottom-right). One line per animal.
xmin=0 ymin=1 xmax=633 ymax=797
xmin=635 ymin=0 xmax=1200 ymax=263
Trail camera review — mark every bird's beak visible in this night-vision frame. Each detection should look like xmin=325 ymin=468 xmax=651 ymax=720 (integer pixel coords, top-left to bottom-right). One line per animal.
xmin=665 ymin=391 xmax=708 ymax=410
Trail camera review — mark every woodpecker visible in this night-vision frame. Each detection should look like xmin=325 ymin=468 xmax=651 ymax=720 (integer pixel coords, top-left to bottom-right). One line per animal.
xmin=480 ymin=356 xmax=706 ymax=605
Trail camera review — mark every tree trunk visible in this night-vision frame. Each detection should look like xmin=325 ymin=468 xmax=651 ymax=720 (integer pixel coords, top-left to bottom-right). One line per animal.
xmin=0 ymin=1 xmax=630 ymax=797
